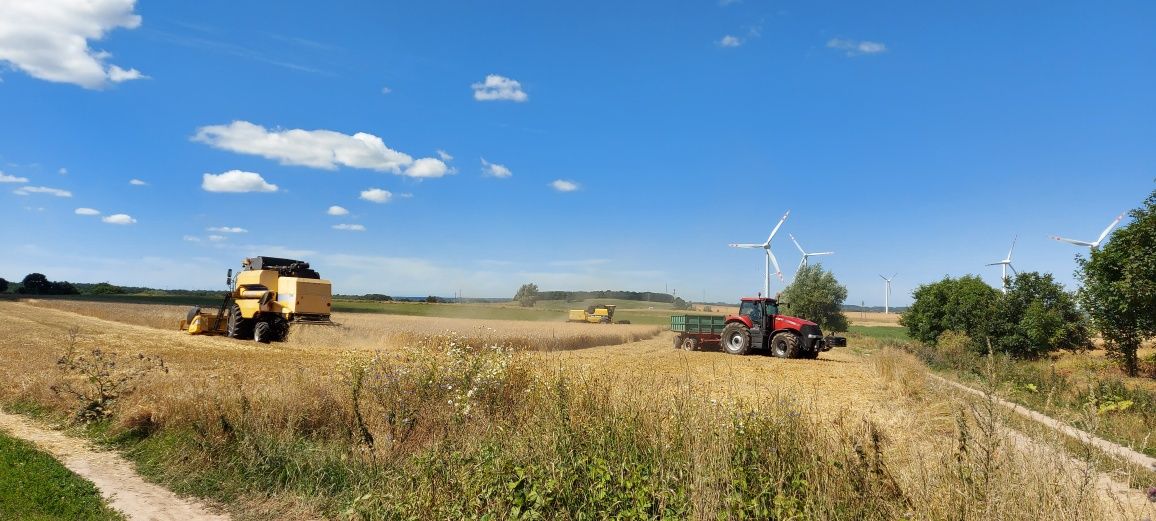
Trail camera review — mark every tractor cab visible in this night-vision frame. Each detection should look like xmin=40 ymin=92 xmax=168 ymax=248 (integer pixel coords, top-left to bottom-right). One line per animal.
xmin=731 ymin=297 xmax=780 ymax=350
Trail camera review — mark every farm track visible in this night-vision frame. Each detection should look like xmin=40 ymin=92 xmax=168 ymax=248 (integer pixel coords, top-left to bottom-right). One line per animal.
xmin=1 ymin=301 xmax=1154 ymax=519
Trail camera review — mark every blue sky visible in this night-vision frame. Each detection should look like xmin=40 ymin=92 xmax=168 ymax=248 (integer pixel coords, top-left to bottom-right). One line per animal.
xmin=0 ymin=0 xmax=1152 ymax=305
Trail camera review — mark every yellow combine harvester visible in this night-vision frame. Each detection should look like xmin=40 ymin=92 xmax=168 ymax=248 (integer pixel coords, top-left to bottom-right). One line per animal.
xmin=567 ymin=304 xmax=617 ymax=324
xmin=179 ymin=256 xmax=334 ymax=343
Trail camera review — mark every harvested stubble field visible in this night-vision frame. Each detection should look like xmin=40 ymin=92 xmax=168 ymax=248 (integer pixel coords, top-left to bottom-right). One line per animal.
xmin=1 ymin=300 xmax=1153 ymax=520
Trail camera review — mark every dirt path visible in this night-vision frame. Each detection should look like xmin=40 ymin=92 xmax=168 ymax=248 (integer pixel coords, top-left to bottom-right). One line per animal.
xmin=0 ymin=408 xmax=229 ymax=521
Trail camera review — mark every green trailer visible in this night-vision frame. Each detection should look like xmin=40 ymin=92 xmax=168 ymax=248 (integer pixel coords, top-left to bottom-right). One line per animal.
xmin=670 ymin=314 xmax=727 ymax=351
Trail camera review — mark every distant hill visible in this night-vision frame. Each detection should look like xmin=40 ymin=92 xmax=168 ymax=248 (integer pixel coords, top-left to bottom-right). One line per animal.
xmin=842 ymin=304 xmax=908 ymax=313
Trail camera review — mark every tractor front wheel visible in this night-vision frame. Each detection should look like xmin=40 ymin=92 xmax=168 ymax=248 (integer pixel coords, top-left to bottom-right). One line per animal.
xmin=771 ymin=333 xmax=800 ymax=359
xmin=721 ymin=323 xmax=751 ymax=355
xmin=226 ymin=304 xmax=253 ymax=340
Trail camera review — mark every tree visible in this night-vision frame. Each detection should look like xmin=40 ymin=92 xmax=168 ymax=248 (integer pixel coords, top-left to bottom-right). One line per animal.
xmin=779 ymin=264 xmax=849 ymax=333
xmin=88 ymin=282 xmax=126 ymax=295
xmin=997 ymin=272 xmax=1091 ymax=358
xmin=425 ymin=295 xmax=440 ymax=304
xmin=0 ymin=278 xmax=7 ymax=293
xmin=1078 ymin=188 xmax=1156 ymax=377
xmin=514 ymin=283 xmax=539 ymax=308
xmin=671 ymin=297 xmax=691 ymax=310
xmin=19 ymin=273 xmax=50 ymax=295
xmin=900 ymin=275 xmax=1003 ymax=347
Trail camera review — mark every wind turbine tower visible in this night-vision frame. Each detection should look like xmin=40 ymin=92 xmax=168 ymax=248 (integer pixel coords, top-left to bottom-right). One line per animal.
xmin=986 ymin=236 xmax=1019 ymax=293
xmin=729 ymin=210 xmax=790 ymax=297
xmin=788 ymin=233 xmax=834 ymax=275
xmin=879 ymin=273 xmax=897 ymax=314
xmin=1050 ymin=214 xmax=1124 ymax=249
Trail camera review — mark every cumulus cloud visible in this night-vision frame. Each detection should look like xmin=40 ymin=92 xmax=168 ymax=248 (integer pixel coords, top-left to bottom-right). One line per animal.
xmin=0 ymin=172 xmax=29 ymax=183
xmin=827 ymin=38 xmax=888 ymax=56
xmin=551 ymin=180 xmax=579 ymax=192
xmin=472 ymin=74 xmax=528 ymax=102
xmin=0 ymin=0 xmax=147 ymax=89
xmin=405 ymin=157 xmax=452 ymax=178
xmin=360 ymin=188 xmax=392 ymax=203
xmin=193 ymin=121 xmax=450 ymax=178
xmin=327 ymin=205 xmax=349 ymax=216
xmin=207 ymin=226 xmax=247 ymax=233
xmin=14 ymin=186 xmax=72 ymax=197
xmin=481 ymin=158 xmax=512 ymax=178
xmin=75 ymin=207 xmax=101 ymax=215
xmin=437 ymin=149 xmax=453 ymax=161
xmin=718 ymin=35 xmax=742 ymax=47
xmin=201 ymin=170 xmax=278 ymax=193
xmin=101 ymin=213 xmax=136 ymax=224
xmin=129 ymin=178 xmax=147 ymax=185
xmin=207 ymin=234 xmax=226 ymax=241
xmin=333 ymin=224 xmax=366 ymax=231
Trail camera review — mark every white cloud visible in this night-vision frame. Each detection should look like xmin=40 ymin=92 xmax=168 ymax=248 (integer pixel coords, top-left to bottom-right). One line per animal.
xmin=207 ymin=234 xmax=226 ymax=241
xmin=75 ymin=207 xmax=101 ymax=216
xmin=380 ymin=86 xmax=392 ymax=94
xmin=0 ymin=0 xmax=146 ymax=89
xmin=207 ymin=226 xmax=247 ymax=233
xmin=201 ymin=170 xmax=279 ymax=193
xmin=193 ymin=121 xmax=448 ymax=178
xmin=827 ymin=38 xmax=888 ymax=56
xmin=404 ymin=157 xmax=452 ymax=178
xmin=551 ymin=180 xmax=579 ymax=192
xmin=360 ymin=188 xmax=392 ymax=203
xmin=480 ymin=158 xmax=512 ymax=178
xmin=0 ymin=172 xmax=29 ymax=183
xmin=437 ymin=149 xmax=453 ymax=161
xmin=398 ymin=192 xmax=414 ymax=199
xmin=129 ymin=178 xmax=147 ymax=185
xmin=332 ymin=224 xmax=366 ymax=232
xmin=183 ymin=235 xmax=201 ymax=242
xmin=14 ymin=186 xmax=72 ymax=197
xmin=101 ymin=213 xmax=136 ymax=225
xmin=718 ymin=35 xmax=742 ymax=47
xmin=471 ymin=74 xmax=528 ymax=102
xmin=58 ymin=168 xmax=68 ymax=176
xmin=327 ymin=205 xmax=349 ymax=216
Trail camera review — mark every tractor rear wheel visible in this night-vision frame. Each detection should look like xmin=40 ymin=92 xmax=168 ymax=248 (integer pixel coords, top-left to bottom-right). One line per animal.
xmin=771 ymin=333 xmax=800 ymax=358
xmin=226 ymin=303 xmax=253 ymax=340
xmin=253 ymin=321 xmax=272 ymax=344
xmin=721 ymin=323 xmax=751 ymax=355
xmin=681 ymin=336 xmax=699 ymax=352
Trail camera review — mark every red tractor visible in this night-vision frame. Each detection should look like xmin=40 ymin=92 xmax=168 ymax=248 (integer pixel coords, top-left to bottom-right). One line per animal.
xmin=671 ymin=297 xmax=846 ymax=358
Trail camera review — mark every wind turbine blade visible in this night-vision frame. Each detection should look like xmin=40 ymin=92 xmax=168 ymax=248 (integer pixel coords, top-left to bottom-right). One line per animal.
xmin=1095 ymin=213 xmax=1124 ymax=244
xmin=1007 ymin=235 xmax=1018 ymax=260
xmin=879 ymin=274 xmax=888 ymax=281
xmin=811 ymin=251 xmax=834 ymax=256
xmin=798 ymin=256 xmax=806 ymax=272
xmin=766 ymin=209 xmax=790 ymax=244
xmin=729 ymin=243 xmax=763 ymax=249
xmin=1051 ymin=236 xmax=1094 ymax=247
xmin=789 ymin=233 xmax=806 ymax=254
xmin=985 ymin=262 xmax=1003 ymax=266
xmin=1009 ymin=264 xmax=1018 ymax=276
xmin=767 ymin=250 xmax=784 ymax=281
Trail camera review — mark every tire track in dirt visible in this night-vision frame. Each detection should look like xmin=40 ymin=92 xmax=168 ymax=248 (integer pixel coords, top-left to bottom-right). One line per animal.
xmin=0 ymin=408 xmax=229 ymax=521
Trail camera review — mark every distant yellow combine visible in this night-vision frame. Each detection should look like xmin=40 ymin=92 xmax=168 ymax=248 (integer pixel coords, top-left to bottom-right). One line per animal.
xmin=567 ymin=304 xmax=617 ymax=324
xmin=179 ymin=256 xmax=333 ymax=342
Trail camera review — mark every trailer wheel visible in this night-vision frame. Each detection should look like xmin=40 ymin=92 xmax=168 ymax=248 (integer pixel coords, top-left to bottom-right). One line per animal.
xmin=673 ymin=334 xmax=683 ymax=349
xmin=681 ymin=337 xmax=699 ymax=352
xmin=721 ymin=323 xmax=751 ymax=355
xmin=253 ymin=321 xmax=272 ymax=344
xmin=226 ymin=303 xmax=253 ymax=340
xmin=771 ymin=333 xmax=800 ymax=358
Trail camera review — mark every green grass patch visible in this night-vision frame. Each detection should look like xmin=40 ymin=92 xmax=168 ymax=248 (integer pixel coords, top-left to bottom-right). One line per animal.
xmin=0 ymin=431 xmax=124 ymax=521
xmin=848 ymin=325 xmax=909 ymax=342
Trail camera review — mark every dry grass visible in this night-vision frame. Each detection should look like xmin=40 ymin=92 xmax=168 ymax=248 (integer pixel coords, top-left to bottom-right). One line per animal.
xmin=849 ymin=311 xmax=903 ymax=327
xmin=0 ymin=301 xmax=1147 ymax=520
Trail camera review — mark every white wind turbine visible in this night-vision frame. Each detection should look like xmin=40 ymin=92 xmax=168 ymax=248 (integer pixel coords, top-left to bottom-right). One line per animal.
xmin=1050 ymin=214 xmax=1124 ymax=249
xmin=729 ymin=210 xmax=790 ymax=297
xmin=788 ymin=233 xmax=833 ymax=272
xmin=986 ymin=236 xmax=1018 ymax=293
xmin=879 ymin=273 xmax=896 ymax=314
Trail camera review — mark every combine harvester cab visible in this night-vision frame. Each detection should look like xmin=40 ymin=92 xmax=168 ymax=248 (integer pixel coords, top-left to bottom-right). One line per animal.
xmin=670 ymin=297 xmax=846 ymax=359
xmin=179 ymin=256 xmax=335 ymax=343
